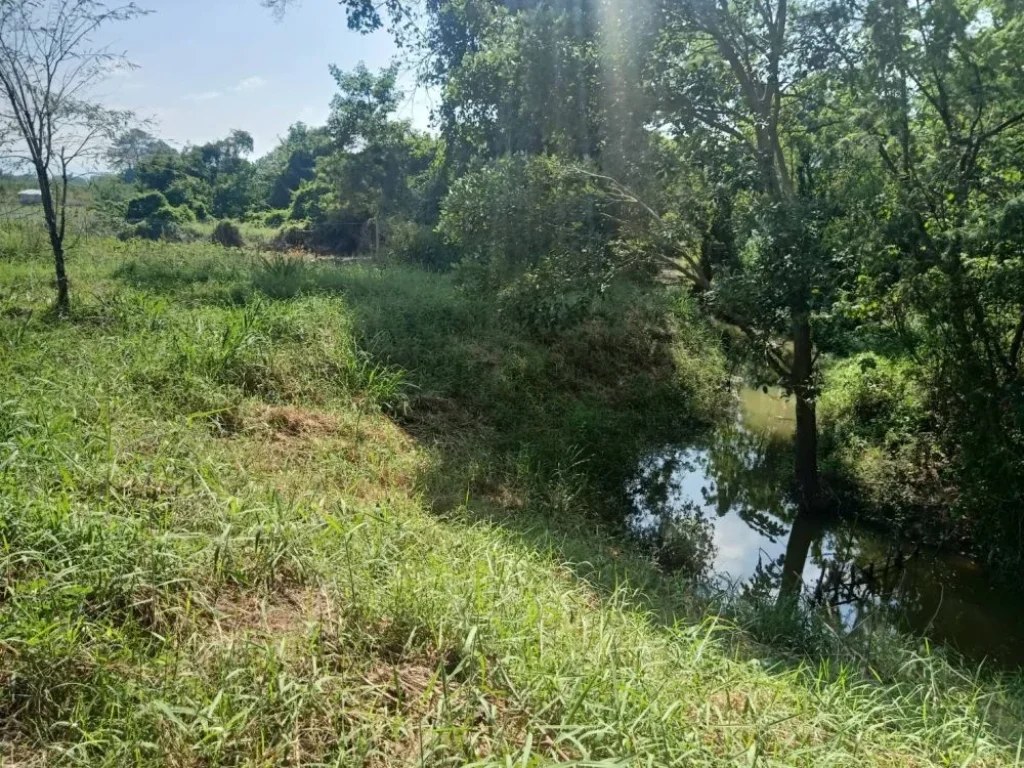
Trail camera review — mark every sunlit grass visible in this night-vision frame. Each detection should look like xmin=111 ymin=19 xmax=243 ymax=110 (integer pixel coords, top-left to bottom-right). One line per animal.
xmin=1 ymin=236 xmax=1022 ymax=765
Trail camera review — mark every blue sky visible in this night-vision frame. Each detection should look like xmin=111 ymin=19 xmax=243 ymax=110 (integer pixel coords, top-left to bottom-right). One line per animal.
xmin=98 ymin=0 xmax=435 ymax=158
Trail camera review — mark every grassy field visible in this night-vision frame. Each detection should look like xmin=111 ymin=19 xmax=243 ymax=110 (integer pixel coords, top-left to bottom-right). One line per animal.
xmin=2 ymin=236 xmax=1023 ymax=766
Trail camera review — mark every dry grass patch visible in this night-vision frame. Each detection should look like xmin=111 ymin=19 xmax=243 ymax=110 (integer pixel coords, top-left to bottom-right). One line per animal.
xmin=256 ymin=405 xmax=340 ymax=437
xmin=209 ymin=586 xmax=335 ymax=645
xmin=0 ymin=743 xmax=48 ymax=768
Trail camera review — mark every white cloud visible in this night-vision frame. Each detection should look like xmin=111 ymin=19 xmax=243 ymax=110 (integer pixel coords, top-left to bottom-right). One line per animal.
xmin=185 ymin=77 xmax=263 ymax=102
xmin=234 ymin=76 xmax=266 ymax=92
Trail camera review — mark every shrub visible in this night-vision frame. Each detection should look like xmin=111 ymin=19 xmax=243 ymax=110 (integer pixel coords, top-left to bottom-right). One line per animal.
xmin=263 ymin=210 xmax=288 ymax=228
xmin=212 ymin=221 xmax=245 ymax=248
xmin=495 ymin=254 xmax=599 ymax=335
xmin=127 ymin=204 xmax=196 ymax=241
xmin=126 ymin=191 xmax=169 ymax=223
xmin=819 ymin=355 xmax=928 ymax=448
xmin=164 ymin=177 xmax=209 ymax=210
xmin=307 ymin=211 xmax=371 ymax=254
xmin=272 ymin=223 xmax=310 ymax=251
xmin=438 ymin=154 xmax=612 ymax=289
xmin=818 ymin=354 xmax=943 ymax=512
xmin=385 ymin=220 xmax=458 ymax=271
xmin=437 ymin=154 xmax=634 ymax=336
xmin=191 ymin=201 xmax=211 ymax=221
xmin=438 ymin=155 xmax=632 ymax=334
xmin=164 ymin=184 xmax=188 ymax=207
xmin=288 ymin=180 xmax=329 ymax=222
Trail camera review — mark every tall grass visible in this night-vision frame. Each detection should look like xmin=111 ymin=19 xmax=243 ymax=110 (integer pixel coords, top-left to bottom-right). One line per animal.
xmin=0 ymin=235 xmax=1021 ymax=766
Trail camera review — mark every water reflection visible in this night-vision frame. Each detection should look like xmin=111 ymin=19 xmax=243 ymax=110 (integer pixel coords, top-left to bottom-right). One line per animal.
xmin=628 ymin=387 xmax=1024 ymax=667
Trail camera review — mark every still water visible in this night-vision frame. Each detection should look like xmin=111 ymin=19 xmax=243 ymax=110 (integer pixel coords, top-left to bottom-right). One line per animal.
xmin=628 ymin=387 xmax=1024 ymax=667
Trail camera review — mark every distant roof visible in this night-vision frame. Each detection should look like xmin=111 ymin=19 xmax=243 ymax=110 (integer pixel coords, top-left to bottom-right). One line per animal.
xmin=18 ymin=189 xmax=41 ymax=195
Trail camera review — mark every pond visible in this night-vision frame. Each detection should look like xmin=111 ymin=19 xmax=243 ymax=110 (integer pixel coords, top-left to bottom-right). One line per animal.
xmin=628 ymin=386 xmax=1024 ymax=668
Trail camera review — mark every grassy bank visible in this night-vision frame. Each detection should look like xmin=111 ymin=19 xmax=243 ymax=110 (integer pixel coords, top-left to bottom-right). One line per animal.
xmin=2 ymin=239 xmax=1022 ymax=766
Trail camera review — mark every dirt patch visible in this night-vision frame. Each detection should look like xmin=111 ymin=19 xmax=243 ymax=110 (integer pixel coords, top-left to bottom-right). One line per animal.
xmin=708 ymin=690 xmax=753 ymax=715
xmin=256 ymin=405 xmax=339 ymax=438
xmin=366 ymin=661 xmax=448 ymax=717
xmin=210 ymin=587 xmax=333 ymax=642
xmin=398 ymin=393 xmax=483 ymax=439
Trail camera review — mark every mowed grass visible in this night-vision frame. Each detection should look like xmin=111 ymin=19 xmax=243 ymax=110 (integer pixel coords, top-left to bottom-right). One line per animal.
xmin=1 ymin=237 xmax=1023 ymax=766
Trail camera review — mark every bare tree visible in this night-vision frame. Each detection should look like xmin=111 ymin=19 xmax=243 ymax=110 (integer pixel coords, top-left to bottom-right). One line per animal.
xmin=0 ymin=0 xmax=146 ymax=313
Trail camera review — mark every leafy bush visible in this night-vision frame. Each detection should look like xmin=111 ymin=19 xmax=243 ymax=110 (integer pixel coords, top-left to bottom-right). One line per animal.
xmin=495 ymin=254 xmax=601 ymax=335
xmin=820 ymin=355 xmax=929 ymax=447
xmin=439 ymin=154 xmax=612 ymax=289
xmin=163 ymin=183 xmax=189 ymax=208
xmin=165 ymin=177 xmax=212 ymax=221
xmin=272 ymin=223 xmax=311 ymax=251
xmin=212 ymin=221 xmax=245 ymax=248
xmin=191 ymin=201 xmax=211 ymax=221
xmin=307 ymin=211 xmax=369 ymax=253
xmin=125 ymin=190 xmax=169 ymax=223
xmin=385 ymin=219 xmax=458 ymax=271
xmin=438 ymin=155 xmax=630 ymax=334
xmin=262 ymin=210 xmax=288 ymax=228
xmin=127 ymin=203 xmax=196 ymax=241
xmin=286 ymin=179 xmax=371 ymax=253
xmin=288 ymin=179 xmax=330 ymax=222
xmin=819 ymin=355 xmax=944 ymax=512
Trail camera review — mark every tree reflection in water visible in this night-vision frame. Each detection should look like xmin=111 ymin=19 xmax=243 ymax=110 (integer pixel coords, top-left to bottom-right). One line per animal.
xmin=627 ymin=388 xmax=1024 ymax=666
xmin=627 ymin=418 xmax=793 ymax=577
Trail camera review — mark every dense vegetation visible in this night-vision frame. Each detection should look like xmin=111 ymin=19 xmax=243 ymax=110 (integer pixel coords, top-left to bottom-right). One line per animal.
xmin=2 ymin=235 xmax=1023 ymax=765
xmin=4 ymin=0 xmax=1024 ymax=762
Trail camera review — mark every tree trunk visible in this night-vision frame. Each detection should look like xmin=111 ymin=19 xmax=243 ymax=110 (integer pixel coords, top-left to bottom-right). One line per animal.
xmin=792 ymin=312 xmax=820 ymax=509
xmin=51 ymin=238 xmax=69 ymax=314
xmin=35 ymin=167 xmax=69 ymax=314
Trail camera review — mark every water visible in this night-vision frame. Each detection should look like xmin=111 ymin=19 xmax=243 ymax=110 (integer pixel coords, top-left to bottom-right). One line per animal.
xmin=628 ymin=387 xmax=1024 ymax=667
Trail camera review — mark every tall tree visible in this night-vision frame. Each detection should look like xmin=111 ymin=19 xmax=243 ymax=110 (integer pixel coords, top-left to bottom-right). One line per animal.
xmin=0 ymin=0 xmax=144 ymax=313
xmin=637 ymin=0 xmax=856 ymax=507
xmin=107 ymin=128 xmax=173 ymax=179
xmin=258 ymin=122 xmax=331 ymax=209
xmin=181 ymin=130 xmax=257 ymax=219
xmin=852 ymin=0 xmax=1024 ymax=388
xmin=325 ymin=63 xmax=436 ymax=232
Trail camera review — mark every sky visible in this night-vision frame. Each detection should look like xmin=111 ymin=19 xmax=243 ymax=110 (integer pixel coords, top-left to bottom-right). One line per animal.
xmin=96 ymin=0 xmax=436 ymax=160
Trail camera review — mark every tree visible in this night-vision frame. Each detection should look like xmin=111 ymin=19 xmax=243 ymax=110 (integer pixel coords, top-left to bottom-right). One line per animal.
xmin=422 ymin=0 xmax=603 ymax=164
xmin=107 ymin=127 xmax=173 ymax=179
xmin=323 ymin=63 xmax=437 ymax=238
xmin=837 ymin=0 xmax=1024 ymax=548
xmin=263 ymin=0 xmax=413 ymax=34
xmin=0 ymin=0 xmax=145 ymax=313
xmin=258 ymin=122 xmax=331 ymax=209
xmin=135 ymin=148 xmax=181 ymax=192
xmin=131 ymin=130 xmax=258 ymax=221
xmin=183 ymin=130 xmax=257 ymax=219
xmin=603 ymin=0 xmax=859 ymax=509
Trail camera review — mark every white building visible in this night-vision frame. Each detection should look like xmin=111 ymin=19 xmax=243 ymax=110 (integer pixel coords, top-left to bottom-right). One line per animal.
xmin=18 ymin=189 xmax=42 ymax=205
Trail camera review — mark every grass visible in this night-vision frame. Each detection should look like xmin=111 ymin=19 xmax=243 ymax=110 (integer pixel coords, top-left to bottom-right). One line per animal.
xmin=1 ymin=235 xmax=1023 ymax=766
